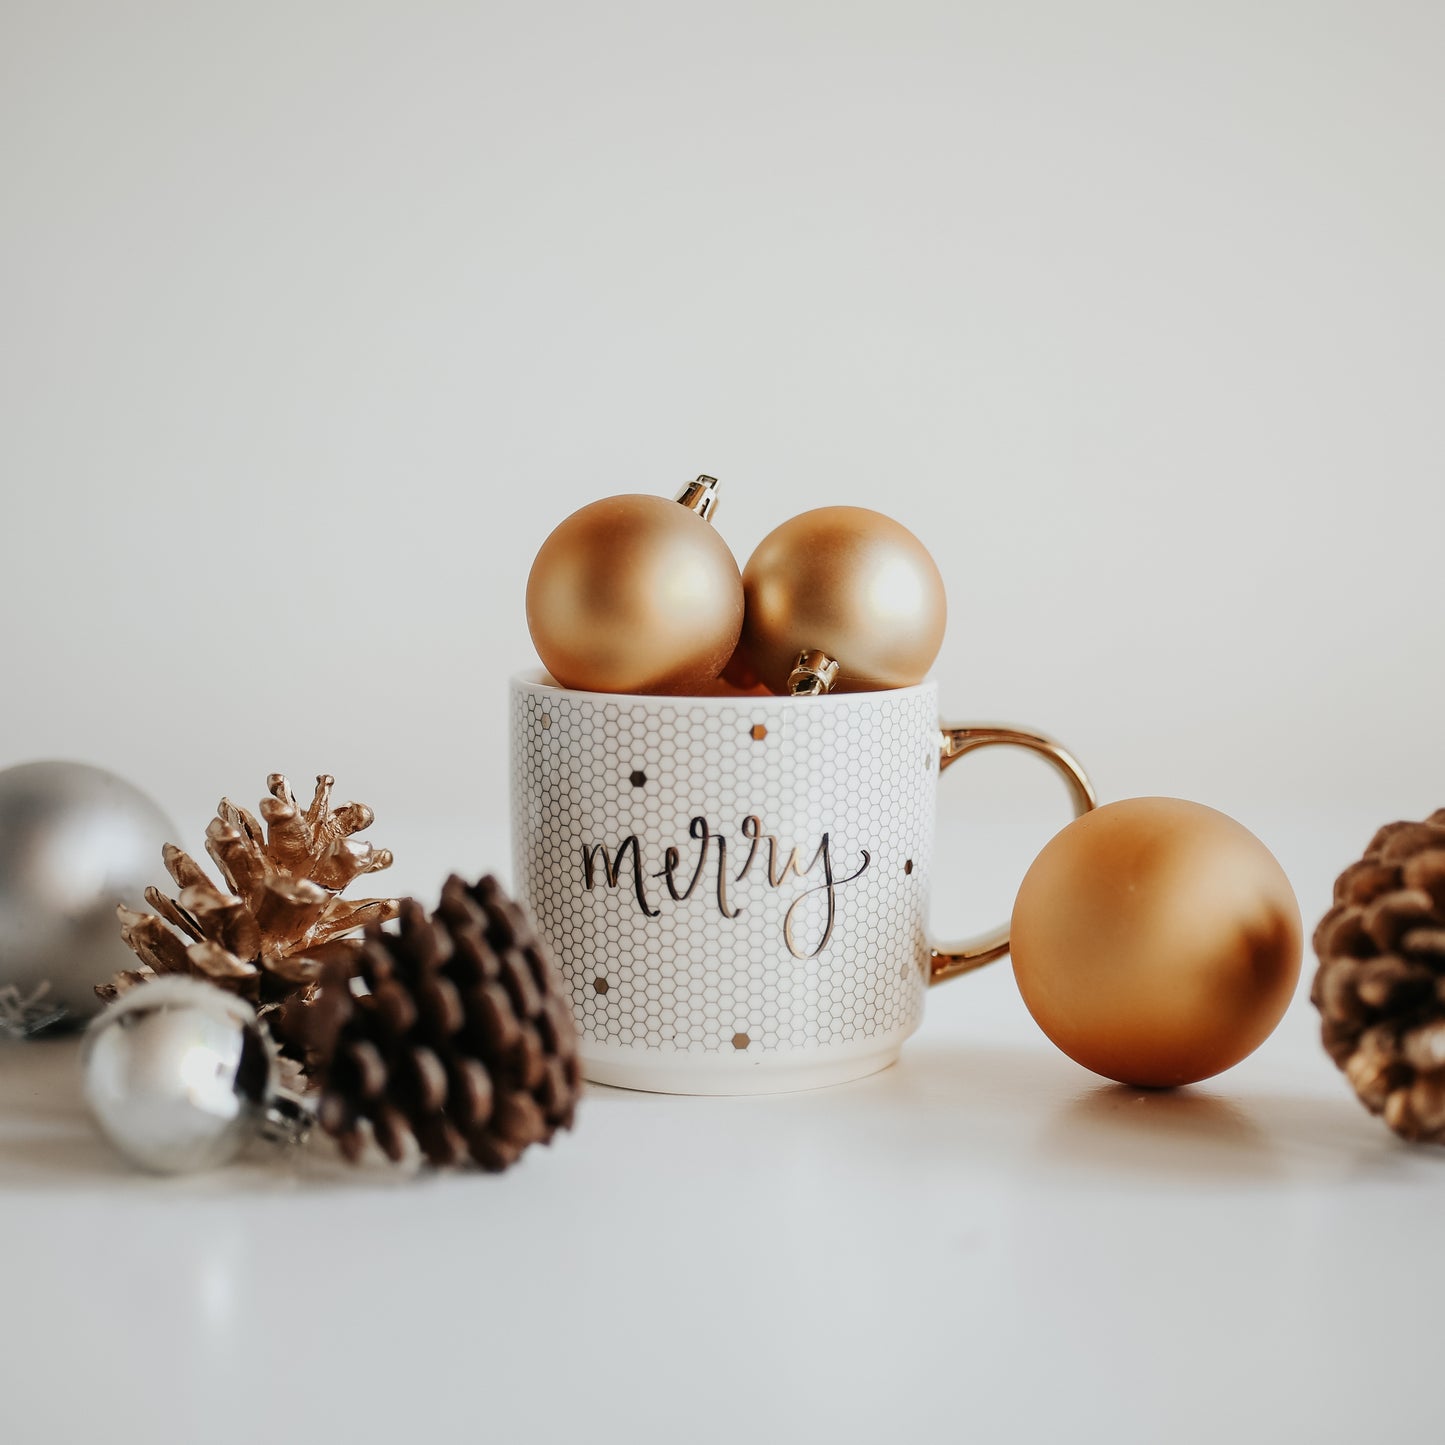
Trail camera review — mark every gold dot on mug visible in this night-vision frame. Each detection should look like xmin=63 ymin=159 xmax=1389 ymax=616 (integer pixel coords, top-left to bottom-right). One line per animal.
xmin=904 ymin=859 xmax=914 ymax=875
xmin=593 ymin=976 xmax=609 ymax=995
xmin=629 ymin=770 xmax=647 ymax=788
xmin=732 ymin=1032 xmax=750 ymax=1050
xmin=540 ymin=713 xmax=552 ymax=729
xmin=750 ymin=724 xmax=767 ymax=741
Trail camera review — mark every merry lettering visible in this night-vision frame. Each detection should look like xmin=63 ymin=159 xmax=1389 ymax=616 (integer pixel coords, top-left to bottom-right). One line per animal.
xmin=580 ymin=815 xmax=871 ymax=960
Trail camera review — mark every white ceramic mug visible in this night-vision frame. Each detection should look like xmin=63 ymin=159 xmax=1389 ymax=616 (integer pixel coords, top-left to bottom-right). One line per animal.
xmin=510 ymin=672 xmax=1094 ymax=1094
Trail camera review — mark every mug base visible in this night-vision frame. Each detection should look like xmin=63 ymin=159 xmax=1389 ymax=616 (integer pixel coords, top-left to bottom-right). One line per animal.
xmin=580 ymin=1045 xmax=902 ymax=1097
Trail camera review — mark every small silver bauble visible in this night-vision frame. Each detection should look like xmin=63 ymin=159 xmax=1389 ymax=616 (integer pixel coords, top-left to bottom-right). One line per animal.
xmin=81 ymin=977 xmax=310 ymax=1175
xmin=0 ymin=759 xmax=174 ymax=1035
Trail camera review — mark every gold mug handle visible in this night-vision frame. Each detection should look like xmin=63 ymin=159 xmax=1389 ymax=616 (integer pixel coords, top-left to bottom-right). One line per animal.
xmin=929 ymin=725 xmax=1098 ymax=986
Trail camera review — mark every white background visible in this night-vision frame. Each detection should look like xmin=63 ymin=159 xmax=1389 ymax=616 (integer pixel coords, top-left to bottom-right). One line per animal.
xmin=3 ymin=820 xmax=1443 ymax=1445
xmin=2 ymin=5 xmax=1444 ymax=1442
xmin=3 ymin=0 xmax=1442 ymax=838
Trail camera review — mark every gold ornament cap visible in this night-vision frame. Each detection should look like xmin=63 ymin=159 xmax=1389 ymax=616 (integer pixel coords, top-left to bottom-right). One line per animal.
xmin=786 ymin=649 xmax=841 ymax=696
xmin=674 ymin=474 xmax=720 ymax=520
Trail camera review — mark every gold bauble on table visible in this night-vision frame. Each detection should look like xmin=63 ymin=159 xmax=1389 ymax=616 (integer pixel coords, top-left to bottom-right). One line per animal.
xmin=1010 ymin=797 xmax=1302 ymax=1088
xmin=526 ymin=480 xmax=744 ymax=695
xmin=735 ymin=506 xmax=946 ymax=695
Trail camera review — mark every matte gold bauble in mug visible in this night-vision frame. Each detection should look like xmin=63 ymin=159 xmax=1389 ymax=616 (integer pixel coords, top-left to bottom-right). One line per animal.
xmin=736 ymin=506 xmax=947 ymax=695
xmin=1010 ymin=797 xmax=1302 ymax=1088
xmin=526 ymin=492 xmax=744 ymax=695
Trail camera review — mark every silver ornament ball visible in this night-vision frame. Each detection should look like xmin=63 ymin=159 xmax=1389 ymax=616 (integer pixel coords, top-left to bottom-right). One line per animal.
xmin=0 ymin=760 xmax=174 ymax=1034
xmin=81 ymin=977 xmax=276 ymax=1174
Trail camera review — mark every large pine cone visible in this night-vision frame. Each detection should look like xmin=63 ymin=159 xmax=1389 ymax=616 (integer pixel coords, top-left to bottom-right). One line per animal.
xmin=284 ymin=874 xmax=581 ymax=1171
xmin=104 ymin=774 xmax=398 ymax=1011
xmin=1312 ymin=810 xmax=1445 ymax=1142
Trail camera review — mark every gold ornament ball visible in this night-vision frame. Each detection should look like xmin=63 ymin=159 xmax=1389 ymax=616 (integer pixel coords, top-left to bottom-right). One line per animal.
xmin=1010 ymin=797 xmax=1302 ymax=1088
xmin=737 ymin=506 xmax=947 ymax=694
xmin=526 ymin=494 xmax=744 ymax=695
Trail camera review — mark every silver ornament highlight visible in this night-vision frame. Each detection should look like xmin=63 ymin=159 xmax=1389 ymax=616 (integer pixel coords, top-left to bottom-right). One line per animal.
xmin=0 ymin=760 xmax=174 ymax=1034
xmin=81 ymin=977 xmax=301 ymax=1174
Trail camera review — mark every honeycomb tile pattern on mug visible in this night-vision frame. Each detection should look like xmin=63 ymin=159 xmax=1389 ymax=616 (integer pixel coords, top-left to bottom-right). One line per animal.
xmin=511 ymin=684 xmax=937 ymax=1057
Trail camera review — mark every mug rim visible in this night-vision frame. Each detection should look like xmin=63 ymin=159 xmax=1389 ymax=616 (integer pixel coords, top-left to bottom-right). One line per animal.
xmin=510 ymin=668 xmax=938 ymax=708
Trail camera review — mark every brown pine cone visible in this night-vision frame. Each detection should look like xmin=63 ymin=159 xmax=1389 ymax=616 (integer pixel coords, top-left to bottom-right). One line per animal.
xmin=103 ymin=773 xmax=398 ymax=1012
xmin=1312 ymin=809 xmax=1445 ymax=1142
xmin=283 ymin=874 xmax=581 ymax=1171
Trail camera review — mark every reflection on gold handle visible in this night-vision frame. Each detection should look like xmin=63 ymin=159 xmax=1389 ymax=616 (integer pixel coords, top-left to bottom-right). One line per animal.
xmin=928 ymin=725 xmax=1097 ymax=986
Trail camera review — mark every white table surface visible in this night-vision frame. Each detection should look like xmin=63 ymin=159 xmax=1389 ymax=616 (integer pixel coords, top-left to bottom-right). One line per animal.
xmin=0 ymin=815 xmax=1438 ymax=1445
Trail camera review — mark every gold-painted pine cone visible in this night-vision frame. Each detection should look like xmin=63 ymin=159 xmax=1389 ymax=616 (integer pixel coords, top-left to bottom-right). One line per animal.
xmin=103 ymin=773 xmax=398 ymax=1013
